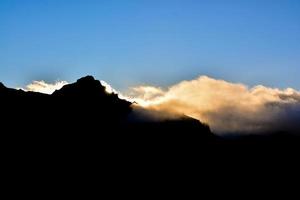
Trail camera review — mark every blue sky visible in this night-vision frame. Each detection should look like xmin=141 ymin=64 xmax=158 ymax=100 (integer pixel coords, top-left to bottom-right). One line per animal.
xmin=0 ymin=0 xmax=300 ymax=90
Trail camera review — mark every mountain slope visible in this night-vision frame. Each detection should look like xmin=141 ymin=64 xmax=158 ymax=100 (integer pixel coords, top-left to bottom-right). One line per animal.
xmin=0 ymin=76 xmax=213 ymax=141
xmin=1 ymin=75 xmax=299 ymax=150
xmin=1 ymin=75 xmax=300 ymax=179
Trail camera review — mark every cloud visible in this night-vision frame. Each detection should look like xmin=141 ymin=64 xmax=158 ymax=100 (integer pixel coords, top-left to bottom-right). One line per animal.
xmin=100 ymin=80 xmax=119 ymax=94
xmin=126 ymin=76 xmax=300 ymax=134
xmin=22 ymin=80 xmax=68 ymax=94
xmin=20 ymin=76 xmax=300 ymax=134
xmin=21 ymin=79 xmax=128 ymax=100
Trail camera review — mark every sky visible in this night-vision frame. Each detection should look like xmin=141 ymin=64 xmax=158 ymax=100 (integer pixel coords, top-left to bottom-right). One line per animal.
xmin=0 ymin=0 xmax=300 ymax=90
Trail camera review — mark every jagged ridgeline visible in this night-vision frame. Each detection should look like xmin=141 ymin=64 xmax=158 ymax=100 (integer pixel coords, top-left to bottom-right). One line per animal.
xmin=2 ymin=75 xmax=300 ymax=156
xmin=0 ymin=76 xmax=213 ymax=140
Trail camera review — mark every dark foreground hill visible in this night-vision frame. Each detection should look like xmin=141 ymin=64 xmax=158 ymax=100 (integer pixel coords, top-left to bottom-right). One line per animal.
xmin=0 ymin=76 xmax=214 ymax=148
xmin=1 ymin=76 xmax=299 ymax=147
xmin=1 ymin=76 xmax=217 ymax=181
xmin=1 ymin=76 xmax=300 ymax=191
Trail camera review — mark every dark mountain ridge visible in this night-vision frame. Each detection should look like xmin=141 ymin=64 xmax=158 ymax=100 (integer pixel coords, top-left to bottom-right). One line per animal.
xmin=0 ymin=76 xmax=213 ymax=145
xmin=1 ymin=76 xmax=299 ymax=152
xmin=2 ymin=76 xmax=300 ymax=187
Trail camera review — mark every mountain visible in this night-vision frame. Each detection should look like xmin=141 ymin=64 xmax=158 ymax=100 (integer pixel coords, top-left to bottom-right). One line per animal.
xmin=1 ymin=76 xmax=300 ymax=186
xmin=1 ymin=76 xmax=299 ymax=151
xmin=0 ymin=76 xmax=214 ymax=146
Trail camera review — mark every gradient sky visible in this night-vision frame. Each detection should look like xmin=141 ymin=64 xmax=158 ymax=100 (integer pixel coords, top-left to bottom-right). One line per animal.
xmin=0 ymin=0 xmax=299 ymax=90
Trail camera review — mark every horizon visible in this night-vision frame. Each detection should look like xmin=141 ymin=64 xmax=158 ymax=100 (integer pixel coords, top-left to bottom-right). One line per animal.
xmin=6 ymin=74 xmax=299 ymax=134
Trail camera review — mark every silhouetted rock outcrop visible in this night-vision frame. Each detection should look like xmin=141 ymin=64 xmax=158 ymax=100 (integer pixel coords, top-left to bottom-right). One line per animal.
xmin=51 ymin=76 xmax=133 ymax=125
xmin=1 ymin=76 xmax=299 ymax=154
xmin=0 ymin=76 xmax=214 ymax=146
xmin=2 ymin=75 xmax=300 ymax=186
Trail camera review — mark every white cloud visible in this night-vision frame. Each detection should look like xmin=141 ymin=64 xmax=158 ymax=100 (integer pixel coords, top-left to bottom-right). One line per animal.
xmin=21 ymin=80 xmax=68 ymax=94
xmin=20 ymin=76 xmax=300 ymax=134
xmin=126 ymin=76 xmax=300 ymax=134
xmin=21 ymin=79 xmax=129 ymax=99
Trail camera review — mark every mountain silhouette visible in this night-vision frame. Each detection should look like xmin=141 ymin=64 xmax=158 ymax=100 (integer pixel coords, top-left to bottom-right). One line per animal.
xmin=2 ymin=75 xmax=300 ymax=187
xmin=0 ymin=76 xmax=214 ymax=148
xmin=1 ymin=76 xmax=299 ymax=153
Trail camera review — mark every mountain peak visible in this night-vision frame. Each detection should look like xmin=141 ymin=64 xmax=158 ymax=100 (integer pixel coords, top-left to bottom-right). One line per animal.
xmin=77 ymin=75 xmax=96 ymax=84
xmin=52 ymin=76 xmax=106 ymax=97
xmin=75 ymin=75 xmax=103 ymax=88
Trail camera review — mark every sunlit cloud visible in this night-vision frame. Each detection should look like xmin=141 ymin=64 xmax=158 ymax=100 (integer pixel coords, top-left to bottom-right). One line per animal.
xmin=126 ymin=76 xmax=300 ymax=134
xmin=127 ymin=86 xmax=165 ymax=106
xmin=22 ymin=80 xmax=68 ymax=94
xmin=22 ymin=79 xmax=129 ymax=100
xmin=20 ymin=76 xmax=300 ymax=134
xmin=100 ymin=80 xmax=130 ymax=101
xmin=100 ymin=80 xmax=118 ymax=94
